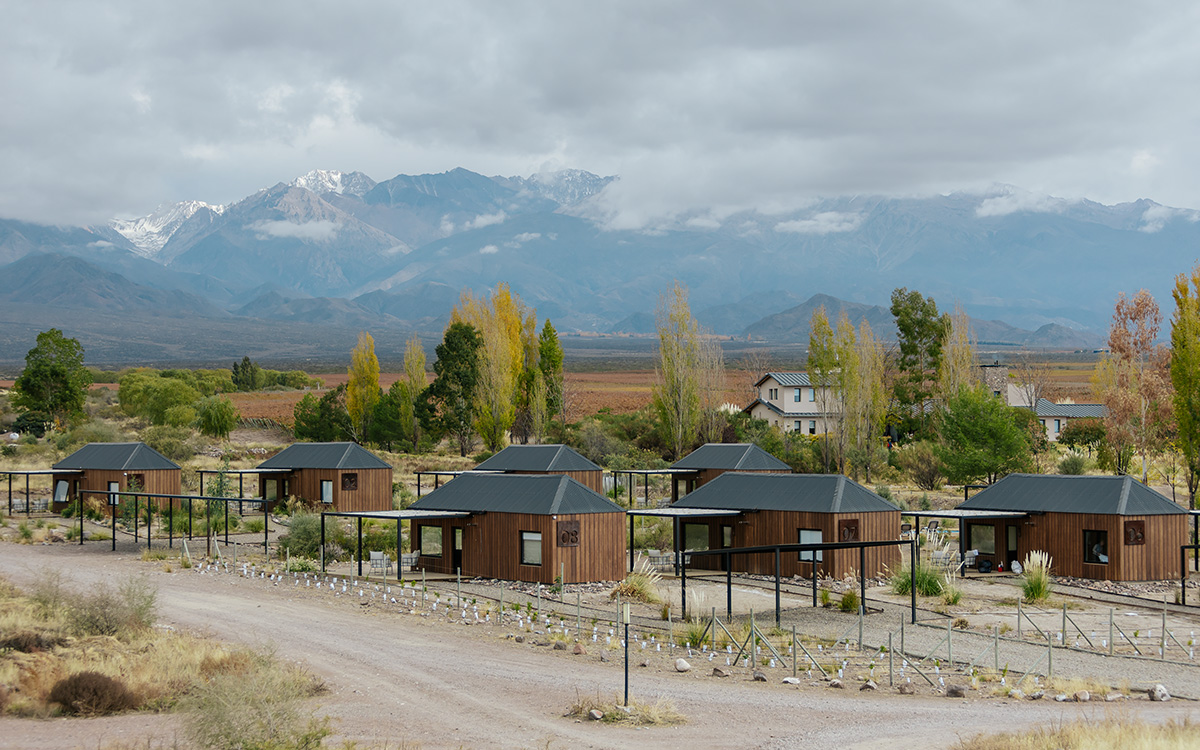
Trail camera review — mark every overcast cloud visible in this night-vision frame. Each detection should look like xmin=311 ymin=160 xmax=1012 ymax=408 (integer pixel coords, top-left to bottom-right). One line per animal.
xmin=3 ymin=1 xmax=1200 ymax=227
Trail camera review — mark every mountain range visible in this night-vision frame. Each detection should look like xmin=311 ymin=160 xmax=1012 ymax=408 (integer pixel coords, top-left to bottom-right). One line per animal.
xmin=3 ymin=165 xmax=1198 ymax=365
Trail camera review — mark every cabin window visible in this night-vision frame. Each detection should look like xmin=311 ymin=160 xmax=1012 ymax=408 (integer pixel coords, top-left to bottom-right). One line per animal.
xmin=341 ymin=472 xmax=358 ymax=491
xmin=54 ymin=480 xmax=69 ymax=504
xmin=684 ymin=523 xmax=709 ymax=551
xmin=320 ymin=480 xmax=333 ymax=504
xmin=520 ymin=531 xmax=542 ymax=566
xmin=420 ymin=526 xmax=443 ymax=557
xmin=128 ymin=474 xmax=145 ymax=491
xmin=108 ymin=481 xmax=120 ymax=506
xmin=1054 ymin=419 xmax=1061 ymax=433
xmin=264 ymin=479 xmax=278 ymax=502
xmin=795 ymin=421 xmax=802 ymax=431
xmin=1084 ymin=530 xmax=1108 ymax=564
xmin=968 ymin=524 xmax=996 ymax=555
xmin=798 ymin=529 xmax=823 ymax=562
xmin=721 ymin=525 xmax=734 ymax=548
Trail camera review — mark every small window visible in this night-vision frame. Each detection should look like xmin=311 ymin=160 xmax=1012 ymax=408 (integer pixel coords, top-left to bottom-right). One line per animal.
xmin=798 ymin=528 xmax=823 ymax=562
xmin=420 ymin=526 xmax=443 ymax=557
xmin=969 ymin=524 xmax=996 ymax=555
xmin=793 ymin=388 xmax=801 ymax=402
xmin=521 ymin=531 xmax=542 ymax=566
xmin=128 ymin=473 xmax=145 ymax=491
xmin=108 ymin=481 xmax=120 ymax=506
xmin=1054 ymin=419 xmax=1061 ymax=433
xmin=1039 ymin=419 xmax=1046 ymax=428
xmin=684 ymin=523 xmax=709 ymax=551
xmin=768 ymin=388 xmax=778 ymax=400
xmin=264 ymin=479 xmax=278 ymax=502
xmin=808 ymin=420 xmax=817 ymax=435
xmin=808 ymin=388 xmax=815 ymax=402
xmin=320 ymin=480 xmax=333 ymax=504
xmin=341 ymin=472 xmax=358 ymax=491
xmin=721 ymin=525 xmax=733 ymax=548
xmin=794 ymin=420 xmax=802 ymax=431
xmin=1084 ymin=530 xmax=1108 ymax=564
xmin=54 ymin=480 xmax=69 ymax=504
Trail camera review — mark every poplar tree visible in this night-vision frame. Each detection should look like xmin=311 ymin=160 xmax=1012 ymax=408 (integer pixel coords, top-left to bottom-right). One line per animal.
xmin=346 ymin=331 xmax=381 ymax=443
xmin=538 ymin=320 xmax=565 ymax=426
xmin=1171 ymin=266 xmax=1200 ymax=505
xmin=654 ymin=283 xmax=702 ymax=460
xmin=400 ymin=335 xmax=426 ymax=449
xmin=938 ymin=304 xmax=978 ymax=399
xmin=807 ymin=306 xmax=837 ymax=471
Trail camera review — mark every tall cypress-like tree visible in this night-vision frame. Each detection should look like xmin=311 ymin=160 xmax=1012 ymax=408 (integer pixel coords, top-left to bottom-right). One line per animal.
xmin=890 ymin=288 xmax=950 ymax=437
xmin=1172 ymin=266 xmax=1200 ymax=505
xmin=422 ymin=322 xmax=482 ymax=456
xmin=346 ymin=331 xmax=381 ymax=443
xmin=538 ymin=320 xmax=565 ymax=427
xmin=654 ymin=283 xmax=701 ymax=460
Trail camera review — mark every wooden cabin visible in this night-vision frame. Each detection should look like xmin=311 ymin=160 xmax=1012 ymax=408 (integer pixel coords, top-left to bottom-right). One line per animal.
xmin=473 ymin=444 xmax=604 ymax=493
xmin=408 ymin=473 xmax=625 ymax=584
xmin=671 ymin=472 xmax=901 ymax=578
xmin=956 ymin=473 xmax=1187 ymax=581
xmin=52 ymin=442 xmax=181 ymax=514
xmin=669 ymin=443 xmax=791 ymax=501
xmin=255 ymin=442 xmax=394 ymax=512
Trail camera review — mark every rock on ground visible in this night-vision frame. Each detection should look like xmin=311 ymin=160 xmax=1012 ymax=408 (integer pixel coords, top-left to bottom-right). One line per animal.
xmin=675 ymin=658 xmax=691 ymax=673
xmin=1150 ymin=684 xmax=1171 ymax=702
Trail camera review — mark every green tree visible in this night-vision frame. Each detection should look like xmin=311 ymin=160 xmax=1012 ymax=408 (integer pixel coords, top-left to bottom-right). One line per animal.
xmin=231 ymin=356 xmax=263 ymax=391
xmin=421 ymin=322 xmax=482 ymax=456
xmin=1058 ymin=417 xmax=1106 ymax=456
xmin=196 ymin=395 xmax=239 ymax=439
xmin=293 ymin=385 xmax=351 ymax=442
xmin=400 ymin=335 xmax=426 ymax=449
xmin=346 ymin=332 xmax=381 ymax=443
xmin=807 ymin=306 xmax=837 ymax=471
xmin=844 ymin=320 xmax=889 ymax=483
xmin=12 ymin=328 xmax=92 ymax=427
xmin=935 ymin=386 xmax=1031 ymax=484
xmin=538 ymin=320 xmax=565 ymax=426
xmin=890 ymin=288 xmax=950 ymax=436
xmin=1172 ymin=265 xmax=1200 ymax=506
xmin=653 ymin=283 xmax=723 ymax=460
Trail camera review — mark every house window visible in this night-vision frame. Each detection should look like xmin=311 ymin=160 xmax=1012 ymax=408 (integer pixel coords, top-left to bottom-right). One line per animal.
xmin=768 ymin=388 xmax=778 ymax=400
xmin=968 ymin=524 xmax=996 ymax=555
xmin=1054 ymin=419 xmax=1061 ymax=433
xmin=341 ymin=472 xmax=358 ymax=491
xmin=795 ymin=420 xmax=802 ymax=431
xmin=1039 ymin=419 xmax=1046 ymax=428
xmin=808 ymin=388 xmax=815 ymax=402
xmin=54 ymin=480 xmax=68 ymax=504
xmin=798 ymin=529 xmax=823 ymax=562
xmin=420 ymin=526 xmax=443 ymax=557
xmin=808 ymin=420 xmax=817 ymax=435
xmin=520 ymin=531 xmax=542 ymax=566
xmin=1084 ymin=530 xmax=1108 ymax=564
xmin=684 ymin=523 xmax=709 ymax=551
xmin=320 ymin=480 xmax=333 ymax=504
xmin=793 ymin=388 xmax=801 ymax=402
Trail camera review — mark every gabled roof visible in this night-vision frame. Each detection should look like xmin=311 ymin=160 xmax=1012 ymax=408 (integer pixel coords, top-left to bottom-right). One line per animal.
xmin=754 ymin=372 xmax=812 ymax=388
xmin=1031 ymin=399 xmax=1106 ymax=419
xmin=674 ymin=472 xmax=899 ymax=513
xmin=958 ymin=474 xmax=1185 ymax=516
xmin=410 ymin=473 xmax=623 ymax=515
xmin=256 ymin=442 xmax=392 ymax=471
xmin=53 ymin=442 xmax=180 ymax=472
xmin=671 ymin=443 xmax=791 ymax=472
xmin=473 ymin=444 xmax=600 ymax=473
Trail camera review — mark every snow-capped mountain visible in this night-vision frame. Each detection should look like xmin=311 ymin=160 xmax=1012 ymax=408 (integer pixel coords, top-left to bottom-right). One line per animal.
xmin=493 ymin=169 xmax=616 ymax=206
xmin=288 ymin=169 xmax=376 ymax=197
xmin=109 ymin=200 xmax=225 ymax=258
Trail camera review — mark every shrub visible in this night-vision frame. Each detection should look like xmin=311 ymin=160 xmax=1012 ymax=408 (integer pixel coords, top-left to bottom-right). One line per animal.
xmin=874 ymin=485 xmax=893 ymax=501
xmin=1022 ymin=550 xmax=1053 ymax=603
xmin=610 ymin=558 xmax=663 ymax=604
xmin=890 ymin=562 xmax=944 ymax=597
xmin=242 ymin=518 xmax=265 ymax=534
xmin=894 ymin=441 xmax=944 ymax=490
xmin=68 ymin=576 xmax=157 ymax=637
xmin=1058 ymin=452 xmax=1088 ymax=475
xmin=839 ymin=589 xmax=860 ymax=612
xmin=278 ymin=513 xmax=333 ymax=559
xmin=141 ymin=425 xmax=196 ymax=461
xmin=49 ymin=671 xmax=137 ymax=715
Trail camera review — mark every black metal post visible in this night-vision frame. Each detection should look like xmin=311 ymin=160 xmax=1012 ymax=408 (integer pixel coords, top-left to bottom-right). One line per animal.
xmin=396 ymin=518 xmax=402 ymax=581
xmin=1194 ymin=516 xmax=1198 ymax=571
xmin=188 ymin=498 xmax=193 ymax=540
xmin=910 ymin=539 xmax=917 ymax=623
xmin=673 ymin=516 xmax=681 ymax=577
xmin=169 ymin=498 xmax=174 ymax=549
xmin=1182 ymin=545 xmax=1188 ymax=607
xmin=681 ymin=556 xmax=687 ymax=620
xmin=628 ymin=514 xmax=635 ymax=572
xmin=146 ymin=496 xmax=151 ymax=552
xmin=79 ymin=488 xmax=83 ymax=546
xmin=416 ymin=474 xmax=422 ymax=497
xmin=726 ymin=552 xmax=732 ymax=619
xmin=111 ymin=497 xmax=117 ymax=551
xmin=133 ymin=496 xmax=138 ymax=542
xmin=812 ymin=547 xmax=818 ymax=608
xmin=624 ymin=615 xmax=630 ymax=707
xmin=225 ymin=502 xmax=229 ymax=545
xmin=25 ymin=474 xmax=30 ymax=518
xmin=263 ymin=501 xmax=268 ymax=557
xmin=774 ymin=547 xmax=781 ymax=626
xmin=320 ymin=513 xmax=326 ymax=573
xmin=357 ymin=517 xmax=363 ymax=577
xmin=7 ymin=473 xmax=12 ymax=515
xmin=859 ymin=544 xmax=866 ymax=612
xmin=199 ymin=472 xmax=204 ymax=496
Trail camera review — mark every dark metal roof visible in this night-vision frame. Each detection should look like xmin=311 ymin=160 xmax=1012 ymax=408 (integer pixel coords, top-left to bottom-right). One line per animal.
xmin=958 ymin=474 xmax=1185 ymax=516
xmin=53 ymin=442 xmax=180 ymax=471
xmin=256 ymin=442 xmax=392 ymax=471
xmin=743 ymin=399 xmax=833 ymax=419
xmin=671 ymin=443 xmax=792 ymax=472
xmin=754 ymin=372 xmax=812 ymax=387
xmin=410 ymin=473 xmax=623 ymax=515
xmin=673 ymin=472 xmax=899 ymax=513
xmin=1031 ymin=399 xmax=1106 ymax=419
xmin=473 ymin=444 xmax=601 ymax=473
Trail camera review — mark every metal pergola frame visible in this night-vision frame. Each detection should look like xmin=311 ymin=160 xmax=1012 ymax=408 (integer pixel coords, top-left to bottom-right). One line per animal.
xmin=902 ymin=508 xmax=1031 ymax=576
xmin=319 ymin=509 xmax=472 ymax=578
xmin=77 ymin=489 xmax=270 ymax=554
xmin=626 ymin=507 xmax=741 ymax=574
xmin=609 ymin=468 xmax=697 ymax=507
xmin=3 ymin=469 xmax=80 ymax=516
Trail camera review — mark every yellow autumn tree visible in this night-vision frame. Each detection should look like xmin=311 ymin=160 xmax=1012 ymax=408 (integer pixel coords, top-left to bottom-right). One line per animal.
xmin=346 ymin=331 xmax=381 ymax=443
xmin=451 ymin=284 xmax=537 ymax=451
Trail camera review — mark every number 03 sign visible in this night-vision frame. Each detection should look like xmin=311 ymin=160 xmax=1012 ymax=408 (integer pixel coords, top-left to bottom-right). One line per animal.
xmin=557 ymin=520 xmax=580 ymax=547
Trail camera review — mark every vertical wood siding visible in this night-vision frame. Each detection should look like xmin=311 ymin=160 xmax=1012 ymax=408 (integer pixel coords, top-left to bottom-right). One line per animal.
xmin=263 ymin=468 xmax=393 ymax=512
xmin=78 ymin=469 xmax=181 ymax=515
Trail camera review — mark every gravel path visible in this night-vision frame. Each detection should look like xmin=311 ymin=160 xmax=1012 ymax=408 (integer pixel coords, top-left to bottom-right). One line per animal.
xmin=1 ymin=541 xmax=1198 ymax=750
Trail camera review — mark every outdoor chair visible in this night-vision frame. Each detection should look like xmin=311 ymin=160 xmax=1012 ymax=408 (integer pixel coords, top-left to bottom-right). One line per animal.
xmin=900 ymin=523 xmax=914 ymax=541
xmin=369 ymin=551 xmax=392 ymax=577
xmin=400 ymin=552 xmax=418 ymax=571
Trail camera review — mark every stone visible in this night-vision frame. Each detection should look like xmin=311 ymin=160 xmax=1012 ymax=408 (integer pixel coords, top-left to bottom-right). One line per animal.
xmin=712 ymin=667 xmax=731 ymax=678
xmin=1073 ymin=690 xmax=1090 ymax=702
xmin=573 ymin=643 xmax=587 ymax=655
xmin=639 ymin=660 xmax=650 ymax=668
xmin=514 ymin=635 xmax=525 ymax=643
xmin=752 ymin=670 xmax=767 ymax=682
xmin=553 ymin=641 xmax=567 ymax=650
xmin=1054 ymin=694 xmax=1070 ymax=702
xmin=588 ymin=709 xmax=604 ymax=721
xmin=1105 ymin=693 xmax=1126 ymax=702
xmin=861 ymin=680 xmax=878 ymax=691
xmin=1028 ymin=690 xmax=1045 ymax=701
xmin=829 ymin=679 xmax=844 ymax=689
xmin=782 ymin=677 xmax=802 ymax=685
xmin=675 ymin=658 xmax=691 ymax=673
xmin=1008 ymin=689 xmax=1025 ymax=700
xmin=946 ymin=684 xmax=967 ymax=698
xmin=600 ymin=654 xmax=609 ymax=663
xmin=1149 ymin=684 xmax=1171 ymax=702
xmin=898 ymin=683 xmax=916 ymax=695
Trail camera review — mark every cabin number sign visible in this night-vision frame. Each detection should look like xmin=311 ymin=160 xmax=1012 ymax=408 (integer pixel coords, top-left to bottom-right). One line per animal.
xmin=557 ymin=520 xmax=580 ymax=547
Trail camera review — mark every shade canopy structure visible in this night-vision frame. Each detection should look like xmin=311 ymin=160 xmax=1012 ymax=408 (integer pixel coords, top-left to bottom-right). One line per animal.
xmin=2 ymin=469 xmax=80 ymax=516
xmin=320 ymin=508 xmax=472 ymax=578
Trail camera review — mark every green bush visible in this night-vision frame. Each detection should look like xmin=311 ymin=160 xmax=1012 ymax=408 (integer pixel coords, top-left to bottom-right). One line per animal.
xmin=839 ymin=589 xmax=860 ymax=612
xmin=894 ymin=441 xmax=944 ymax=491
xmin=141 ymin=425 xmax=196 ymax=461
xmin=890 ymin=562 xmax=944 ymax=597
xmin=1058 ymin=452 xmax=1088 ymax=475
xmin=277 ymin=514 xmax=349 ymax=560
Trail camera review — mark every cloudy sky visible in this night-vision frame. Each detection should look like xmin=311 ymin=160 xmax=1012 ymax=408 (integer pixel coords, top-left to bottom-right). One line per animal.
xmin=4 ymin=2 xmax=1200 ymax=227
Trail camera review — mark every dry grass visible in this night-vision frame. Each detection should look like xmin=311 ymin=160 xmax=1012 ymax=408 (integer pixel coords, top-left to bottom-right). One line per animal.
xmin=609 ymin=558 xmax=663 ymax=604
xmin=567 ymin=690 xmax=685 ymax=726
xmin=956 ymin=716 xmax=1200 ymax=750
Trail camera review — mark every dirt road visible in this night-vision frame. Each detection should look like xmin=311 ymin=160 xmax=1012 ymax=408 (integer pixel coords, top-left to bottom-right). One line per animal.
xmin=0 ymin=542 xmax=1194 ymax=750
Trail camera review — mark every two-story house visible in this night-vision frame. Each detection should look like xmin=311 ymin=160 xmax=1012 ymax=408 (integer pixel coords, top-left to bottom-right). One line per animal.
xmin=743 ymin=372 xmax=835 ymax=435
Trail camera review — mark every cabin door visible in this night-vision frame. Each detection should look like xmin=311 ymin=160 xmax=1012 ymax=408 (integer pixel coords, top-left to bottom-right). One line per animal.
xmin=1005 ymin=524 xmax=1020 ymax=568
xmin=452 ymin=528 xmax=464 ymax=573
